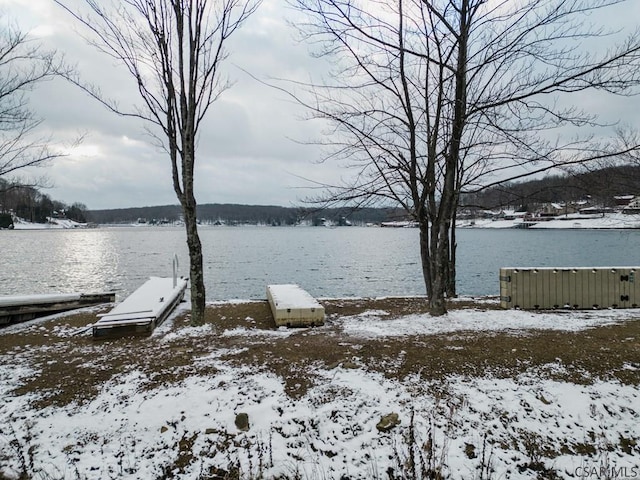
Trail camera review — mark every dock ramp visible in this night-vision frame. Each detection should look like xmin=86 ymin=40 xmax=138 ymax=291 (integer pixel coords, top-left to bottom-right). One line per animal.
xmin=267 ymin=284 xmax=325 ymax=327
xmin=93 ymin=277 xmax=188 ymax=338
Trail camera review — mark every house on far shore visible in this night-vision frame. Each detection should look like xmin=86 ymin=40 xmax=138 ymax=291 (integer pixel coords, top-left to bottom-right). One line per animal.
xmin=622 ymin=197 xmax=640 ymax=214
xmin=539 ymin=202 xmax=580 ymax=217
xmin=614 ymin=194 xmax=635 ymax=206
xmin=578 ymin=206 xmax=613 ymax=215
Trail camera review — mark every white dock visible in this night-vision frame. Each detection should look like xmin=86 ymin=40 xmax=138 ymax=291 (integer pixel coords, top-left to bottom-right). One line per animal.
xmin=267 ymin=284 xmax=325 ymax=327
xmin=0 ymin=292 xmax=115 ymax=326
xmin=93 ymin=277 xmax=188 ymax=338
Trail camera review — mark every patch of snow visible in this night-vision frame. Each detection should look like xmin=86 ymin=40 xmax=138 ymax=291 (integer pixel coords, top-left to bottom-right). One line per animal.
xmin=208 ymin=299 xmax=263 ymax=306
xmin=160 ymin=323 xmax=213 ymax=342
xmin=221 ymin=327 xmax=296 ymax=338
xmin=356 ymin=309 xmax=390 ymax=317
xmin=450 ymin=295 xmax=500 ymax=305
xmin=151 ymin=302 xmax=190 ymax=336
xmin=0 ymin=360 xmax=38 ymax=400
xmin=11 ymin=217 xmax=86 ymax=230
xmin=338 ymin=308 xmax=638 ymax=337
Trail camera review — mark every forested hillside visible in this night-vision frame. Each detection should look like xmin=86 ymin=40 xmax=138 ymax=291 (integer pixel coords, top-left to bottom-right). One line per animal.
xmin=0 ymin=179 xmax=87 ymax=223
xmin=461 ymin=165 xmax=640 ymax=211
xmin=86 ymin=203 xmax=405 ymax=226
xmin=4 ymin=164 xmax=639 ymax=225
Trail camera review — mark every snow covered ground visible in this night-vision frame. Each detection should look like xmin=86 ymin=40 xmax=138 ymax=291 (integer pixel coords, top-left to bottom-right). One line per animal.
xmin=1 ymin=301 xmax=639 ymax=479
xmin=460 ymin=212 xmax=640 ymax=229
xmin=12 ymin=217 xmax=87 ymax=230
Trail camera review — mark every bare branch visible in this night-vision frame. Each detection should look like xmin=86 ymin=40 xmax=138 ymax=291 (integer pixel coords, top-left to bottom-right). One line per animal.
xmin=0 ymin=20 xmax=67 ymax=185
xmin=287 ymin=0 xmax=640 ymax=314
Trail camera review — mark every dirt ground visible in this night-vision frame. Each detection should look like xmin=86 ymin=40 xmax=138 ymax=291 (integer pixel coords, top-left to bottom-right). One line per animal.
xmin=2 ymin=297 xmax=638 ymax=410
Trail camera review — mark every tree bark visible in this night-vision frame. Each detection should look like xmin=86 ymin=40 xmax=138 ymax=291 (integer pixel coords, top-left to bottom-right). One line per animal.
xmin=183 ymin=199 xmax=205 ymax=324
xmin=447 ymin=218 xmax=458 ymax=298
xmin=428 ymin=220 xmax=450 ymax=316
xmin=418 ymin=220 xmax=433 ymax=300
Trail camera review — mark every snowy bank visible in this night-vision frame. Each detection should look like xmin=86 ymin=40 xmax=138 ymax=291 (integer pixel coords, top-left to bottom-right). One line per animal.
xmin=1 ymin=301 xmax=638 ymax=479
xmin=460 ymin=212 xmax=640 ymax=229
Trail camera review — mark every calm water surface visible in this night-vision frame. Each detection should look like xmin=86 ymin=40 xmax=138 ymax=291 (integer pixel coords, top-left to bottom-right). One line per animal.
xmin=1 ymin=226 xmax=639 ymax=300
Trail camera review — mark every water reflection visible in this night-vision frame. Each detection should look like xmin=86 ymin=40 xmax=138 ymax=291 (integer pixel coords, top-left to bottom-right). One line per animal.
xmin=57 ymin=231 xmax=120 ymax=294
xmin=0 ymin=230 xmax=121 ymax=296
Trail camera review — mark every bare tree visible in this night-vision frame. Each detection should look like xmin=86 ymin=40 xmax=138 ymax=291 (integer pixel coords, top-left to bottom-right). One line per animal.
xmin=289 ymin=0 xmax=640 ymax=315
xmin=0 ymin=18 xmax=61 ymax=189
xmin=55 ymin=0 xmax=261 ymax=324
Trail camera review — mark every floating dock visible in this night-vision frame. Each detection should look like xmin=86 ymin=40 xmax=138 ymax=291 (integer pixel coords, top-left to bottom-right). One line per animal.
xmin=0 ymin=292 xmax=116 ymax=326
xmin=93 ymin=276 xmax=188 ymax=338
xmin=500 ymin=267 xmax=640 ymax=310
xmin=267 ymin=284 xmax=325 ymax=327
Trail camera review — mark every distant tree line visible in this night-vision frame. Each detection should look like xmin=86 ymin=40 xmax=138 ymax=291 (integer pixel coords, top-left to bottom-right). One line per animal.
xmin=5 ymin=163 xmax=638 ymax=226
xmin=0 ymin=178 xmax=88 ymax=223
xmin=87 ymin=203 xmax=406 ymax=226
xmin=461 ymin=165 xmax=640 ymax=212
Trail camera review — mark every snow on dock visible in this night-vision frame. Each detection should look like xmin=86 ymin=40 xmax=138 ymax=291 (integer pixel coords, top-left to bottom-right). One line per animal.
xmin=93 ymin=277 xmax=188 ymax=338
xmin=0 ymin=292 xmax=115 ymax=326
xmin=267 ymin=284 xmax=325 ymax=327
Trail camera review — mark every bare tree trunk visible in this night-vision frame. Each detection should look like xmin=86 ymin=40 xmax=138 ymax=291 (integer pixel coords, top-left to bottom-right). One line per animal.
xmin=180 ymin=143 xmax=204 ymax=321
xmin=418 ymin=220 xmax=433 ymax=300
xmin=447 ymin=218 xmax=458 ymax=298
xmin=427 ymin=0 xmax=468 ymax=316
xmin=429 ymin=220 xmax=449 ymax=316
xmin=183 ymin=200 xmax=205 ymax=324
xmin=447 ymin=193 xmax=460 ymax=298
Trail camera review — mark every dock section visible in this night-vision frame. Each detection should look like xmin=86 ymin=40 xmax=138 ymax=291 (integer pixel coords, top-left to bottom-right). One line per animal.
xmin=500 ymin=267 xmax=640 ymax=309
xmin=0 ymin=292 xmax=115 ymax=326
xmin=267 ymin=284 xmax=325 ymax=327
xmin=93 ymin=277 xmax=188 ymax=338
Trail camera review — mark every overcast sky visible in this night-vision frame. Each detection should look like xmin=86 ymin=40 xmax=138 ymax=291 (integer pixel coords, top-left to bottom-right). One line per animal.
xmin=4 ymin=0 xmax=640 ymax=210
xmin=4 ymin=0 xmax=337 ymax=210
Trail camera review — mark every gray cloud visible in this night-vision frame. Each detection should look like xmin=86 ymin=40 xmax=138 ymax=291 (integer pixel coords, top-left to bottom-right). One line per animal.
xmin=1 ymin=0 xmax=331 ymax=209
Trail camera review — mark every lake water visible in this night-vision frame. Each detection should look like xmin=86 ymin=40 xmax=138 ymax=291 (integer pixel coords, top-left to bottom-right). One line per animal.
xmin=1 ymin=226 xmax=639 ymax=301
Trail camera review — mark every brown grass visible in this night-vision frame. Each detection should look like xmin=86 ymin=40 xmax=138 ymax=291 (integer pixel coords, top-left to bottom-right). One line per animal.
xmin=1 ymin=297 xmax=639 ymax=409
